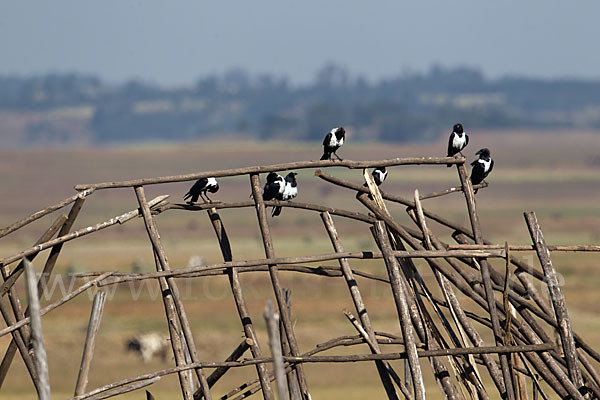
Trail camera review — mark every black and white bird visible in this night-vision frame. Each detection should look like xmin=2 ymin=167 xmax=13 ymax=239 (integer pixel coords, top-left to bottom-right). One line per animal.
xmin=372 ymin=167 xmax=388 ymax=186
xmin=320 ymin=127 xmax=346 ymax=160
xmin=184 ymin=177 xmax=219 ymax=203
xmin=263 ymin=172 xmax=298 ymax=217
xmin=470 ymin=148 xmax=494 ymax=193
xmin=262 ymin=172 xmax=285 ymax=202
xmin=447 ymin=123 xmax=469 ymax=167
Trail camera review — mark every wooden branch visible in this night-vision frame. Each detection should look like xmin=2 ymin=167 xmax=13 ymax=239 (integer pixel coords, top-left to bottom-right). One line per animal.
xmin=264 ymin=300 xmax=290 ymax=400
xmin=161 ymin=200 xmax=376 ymax=224
xmin=0 ymin=273 xmax=112 ymax=338
xmin=524 ymin=211 xmax=585 ymax=393
xmin=344 ymin=311 xmax=413 ymax=400
xmin=456 ymin=162 xmax=516 ymax=400
xmin=74 ymin=157 xmax=465 ymax=190
xmin=418 ymin=182 xmax=488 ymax=200
xmin=373 ymin=221 xmax=426 ymax=400
xmin=249 ymin=173 xmax=311 ymax=399
xmin=24 ymin=258 xmax=51 ymax=400
xmin=0 ymin=195 xmax=169 ymax=268
xmin=134 ymin=186 xmax=196 ymax=400
xmin=74 ymin=291 xmax=107 ymax=396
xmin=85 ymin=377 xmax=160 ymax=400
xmin=447 ymin=243 xmax=600 ymax=252
xmin=0 ymin=214 xmax=67 ymax=389
xmin=0 ymin=189 xmax=94 ymax=239
xmin=200 ymin=208 xmax=274 ymax=400
xmin=206 ymin=339 xmax=251 ymax=388
xmin=321 ymin=212 xmax=400 ymax=400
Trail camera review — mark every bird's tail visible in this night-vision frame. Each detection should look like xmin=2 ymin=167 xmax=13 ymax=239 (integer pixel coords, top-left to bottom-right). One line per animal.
xmin=320 ymin=152 xmax=330 ymax=161
xmin=183 ymin=192 xmax=192 ymax=200
xmin=447 ymin=164 xmax=452 ymax=168
xmin=272 ymin=206 xmax=282 ymax=217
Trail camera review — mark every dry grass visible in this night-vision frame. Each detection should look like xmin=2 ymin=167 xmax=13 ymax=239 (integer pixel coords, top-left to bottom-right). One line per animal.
xmin=1 ymin=130 xmax=600 ymax=398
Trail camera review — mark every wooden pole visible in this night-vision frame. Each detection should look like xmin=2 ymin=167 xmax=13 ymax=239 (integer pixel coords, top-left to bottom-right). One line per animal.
xmin=24 ymin=258 xmax=51 ymax=400
xmin=321 ymin=211 xmax=400 ymax=400
xmin=524 ymin=211 xmax=585 ymax=394
xmin=280 ymin=288 xmax=302 ymax=400
xmin=134 ymin=186 xmax=196 ymax=400
xmin=264 ymin=300 xmax=290 ymax=400
xmin=74 ymin=291 xmax=107 ymax=396
xmin=249 ymin=173 xmax=310 ymax=400
xmin=456 ymin=162 xmax=516 ymax=400
xmin=373 ymin=221 xmax=426 ymax=400
xmin=74 ymin=157 xmax=465 ymax=190
xmin=203 ymin=208 xmax=275 ymax=400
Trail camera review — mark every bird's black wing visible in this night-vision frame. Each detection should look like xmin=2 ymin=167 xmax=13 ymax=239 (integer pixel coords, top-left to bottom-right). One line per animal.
xmin=447 ymin=132 xmax=455 ymax=156
xmin=322 ymin=132 xmax=332 ymax=147
xmin=465 ymin=134 xmax=469 ymax=148
xmin=184 ymin=178 xmax=208 ymax=200
xmin=470 ymin=162 xmax=485 ymax=185
xmin=262 ymin=182 xmax=281 ymax=201
xmin=470 ymin=158 xmax=479 ymax=167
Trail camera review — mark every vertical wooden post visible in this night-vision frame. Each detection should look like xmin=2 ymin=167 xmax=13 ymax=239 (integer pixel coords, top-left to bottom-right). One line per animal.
xmin=280 ymin=288 xmax=302 ymax=400
xmin=249 ymin=173 xmax=310 ymax=400
xmin=373 ymin=221 xmax=426 ymax=400
xmin=204 ymin=208 xmax=275 ymax=400
xmin=0 ymin=214 xmax=66 ymax=389
xmin=321 ymin=211 xmax=400 ymax=400
xmin=524 ymin=211 xmax=585 ymax=393
xmin=456 ymin=163 xmax=516 ymax=400
xmin=134 ymin=186 xmax=197 ymax=400
xmin=24 ymin=258 xmax=50 ymax=400
xmin=74 ymin=291 xmax=107 ymax=396
xmin=264 ymin=300 xmax=290 ymax=400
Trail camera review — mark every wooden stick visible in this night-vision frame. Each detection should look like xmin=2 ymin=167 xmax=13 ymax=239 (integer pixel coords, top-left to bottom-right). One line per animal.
xmin=202 ymin=208 xmax=275 ymax=400
xmin=0 ymin=189 xmax=94 ymax=239
xmin=264 ymin=300 xmax=290 ymax=400
xmin=74 ymin=291 xmax=107 ymax=396
xmin=74 ymin=157 xmax=465 ymax=190
xmin=206 ymin=339 xmax=251 ymax=388
xmin=373 ymin=221 xmax=426 ymax=400
xmin=134 ymin=186 xmax=196 ymax=400
xmin=24 ymin=258 xmax=51 ymax=400
xmin=85 ymin=377 xmax=160 ymax=400
xmin=280 ymin=288 xmax=302 ymax=400
xmin=249 ymin=173 xmax=310 ymax=399
xmin=456 ymin=162 xmax=516 ymax=400
xmin=321 ymin=212 xmax=400 ymax=400
xmin=524 ymin=211 xmax=585 ymax=393
xmin=0 ymin=195 xmax=169 ymax=268
xmin=0 ymin=214 xmax=67 ymax=389
xmin=162 ymin=200 xmax=376 ymax=224
xmin=447 ymin=244 xmax=600 ymax=252
xmin=0 ymin=273 xmax=112 ymax=339
xmin=344 ymin=311 xmax=413 ymax=400
xmin=418 ymin=182 xmax=488 ymax=200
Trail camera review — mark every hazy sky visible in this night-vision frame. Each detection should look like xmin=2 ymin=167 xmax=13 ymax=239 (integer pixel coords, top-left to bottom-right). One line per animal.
xmin=2 ymin=1 xmax=599 ymax=86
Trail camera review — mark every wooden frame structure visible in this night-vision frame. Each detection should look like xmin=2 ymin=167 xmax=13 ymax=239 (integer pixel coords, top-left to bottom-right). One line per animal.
xmin=0 ymin=156 xmax=598 ymax=399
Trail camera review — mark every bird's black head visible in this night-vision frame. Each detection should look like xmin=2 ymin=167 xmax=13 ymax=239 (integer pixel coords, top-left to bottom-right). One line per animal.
xmin=334 ymin=127 xmax=345 ymax=139
xmin=379 ymin=167 xmax=387 ymax=173
xmin=453 ymin=123 xmax=463 ymax=134
xmin=266 ymin=172 xmax=279 ymax=183
xmin=285 ymin=172 xmax=298 ymax=182
xmin=475 ymin=148 xmax=491 ymax=158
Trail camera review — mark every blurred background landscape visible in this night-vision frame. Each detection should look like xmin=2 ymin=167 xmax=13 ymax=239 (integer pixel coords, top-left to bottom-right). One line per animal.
xmin=1 ymin=1 xmax=600 ymax=399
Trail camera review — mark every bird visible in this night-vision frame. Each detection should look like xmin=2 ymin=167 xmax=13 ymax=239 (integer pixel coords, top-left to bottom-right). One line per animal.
xmin=262 ymin=172 xmax=285 ymax=201
xmin=184 ymin=177 xmax=219 ymax=203
xmin=447 ymin=123 xmax=469 ymax=167
xmin=470 ymin=148 xmax=494 ymax=193
xmin=273 ymin=172 xmax=298 ymax=217
xmin=320 ymin=127 xmax=346 ymax=160
xmin=372 ymin=167 xmax=388 ymax=186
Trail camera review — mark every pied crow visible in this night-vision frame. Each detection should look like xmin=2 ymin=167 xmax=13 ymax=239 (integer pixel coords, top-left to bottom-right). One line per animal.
xmin=320 ymin=127 xmax=346 ymax=160
xmin=447 ymin=123 xmax=469 ymax=167
xmin=184 ymin=177 xmax=219 ymax=203
xmin=470 ymin=148 xmax=494 ymax=193
xmin=372 ymin=167 xmax=387 ymax=186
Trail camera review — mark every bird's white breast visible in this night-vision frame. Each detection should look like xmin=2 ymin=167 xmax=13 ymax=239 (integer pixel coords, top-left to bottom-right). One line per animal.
xmin=479 ymin=159 xmax=491 ymax=172
xmin=452 ymin=133 xmax=466 ymax=149
xmin=282 ymin=184 xmax=297 ymax=200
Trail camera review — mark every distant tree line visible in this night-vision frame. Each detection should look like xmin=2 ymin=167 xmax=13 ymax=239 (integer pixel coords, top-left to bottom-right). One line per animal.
xmin=1 ymin=64 xmax=600 ymax=145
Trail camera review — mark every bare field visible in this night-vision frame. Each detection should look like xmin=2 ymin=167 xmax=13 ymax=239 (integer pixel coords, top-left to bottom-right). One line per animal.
xmin=1 ymin=130 xmax=600 ymax=399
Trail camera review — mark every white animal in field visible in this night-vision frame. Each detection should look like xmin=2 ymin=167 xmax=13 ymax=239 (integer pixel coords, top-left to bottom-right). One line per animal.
xmin=125 ymin=332 xmax=169 ymax=363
